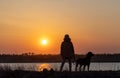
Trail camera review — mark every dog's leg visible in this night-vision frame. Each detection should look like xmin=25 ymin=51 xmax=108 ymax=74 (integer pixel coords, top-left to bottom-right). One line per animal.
xmin=87 ymin=64 xmax=90 ymax=71
xmin=79 ymin=65 xmax=82 ymax=71
xmin=75 ymin=63 xmax=78 ymax=71
xmin=83 ymin=65 xmax=86 ymax=71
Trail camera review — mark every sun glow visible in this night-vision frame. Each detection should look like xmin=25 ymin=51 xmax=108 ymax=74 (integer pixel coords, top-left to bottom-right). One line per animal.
xmin=38 ymin=63 xmax=52 ymax=71
xmin=41 ymin=39 xmax=48 ymax=45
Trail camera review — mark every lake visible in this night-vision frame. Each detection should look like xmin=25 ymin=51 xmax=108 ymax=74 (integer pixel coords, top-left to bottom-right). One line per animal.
xmin=0 ymin=62 xmax=120 ymax=71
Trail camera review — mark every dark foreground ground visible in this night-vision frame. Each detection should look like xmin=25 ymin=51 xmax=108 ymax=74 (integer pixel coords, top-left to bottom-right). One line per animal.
xmin=0 ymin=70 xmax=120 ymax=78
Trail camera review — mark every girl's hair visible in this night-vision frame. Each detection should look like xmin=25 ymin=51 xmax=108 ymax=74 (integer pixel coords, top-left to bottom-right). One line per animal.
xmin=64 ymin=34 xmax=71 ymax=42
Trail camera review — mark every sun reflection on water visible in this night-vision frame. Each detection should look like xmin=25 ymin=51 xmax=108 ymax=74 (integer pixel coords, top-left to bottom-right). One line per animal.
xmin=38 ymin=63 xmax=52 ymax=71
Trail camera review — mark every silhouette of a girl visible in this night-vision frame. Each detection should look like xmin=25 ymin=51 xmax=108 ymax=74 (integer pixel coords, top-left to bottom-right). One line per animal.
xmin=60 ymin=34 xmax=75 ymax=72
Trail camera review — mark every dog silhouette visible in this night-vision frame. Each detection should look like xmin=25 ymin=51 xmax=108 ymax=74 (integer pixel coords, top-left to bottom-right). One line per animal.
xmin=75 ymin=52 xmax=94 ymax=71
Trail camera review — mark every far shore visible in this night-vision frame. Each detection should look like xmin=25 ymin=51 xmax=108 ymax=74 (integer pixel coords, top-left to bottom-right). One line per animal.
xmin=1 ymin=54 xmax=120 ymax=63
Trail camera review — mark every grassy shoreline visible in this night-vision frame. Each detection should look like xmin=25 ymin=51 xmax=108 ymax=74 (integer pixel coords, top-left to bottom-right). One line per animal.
xmin=0 ymin=69 xmax=120 ymax=78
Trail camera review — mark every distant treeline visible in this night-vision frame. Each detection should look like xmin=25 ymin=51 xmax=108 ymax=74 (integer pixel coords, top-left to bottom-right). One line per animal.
xmin=0 ymin=53 xmax=120 ymax=63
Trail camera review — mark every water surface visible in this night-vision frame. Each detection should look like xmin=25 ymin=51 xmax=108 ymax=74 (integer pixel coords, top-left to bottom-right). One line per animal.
xmin=0 ymin=62 xmax=120 ymax=71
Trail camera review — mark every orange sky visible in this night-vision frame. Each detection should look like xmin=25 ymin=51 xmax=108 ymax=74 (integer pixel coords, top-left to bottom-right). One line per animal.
xmin=0 ymin=0 xmax=120 ymax=54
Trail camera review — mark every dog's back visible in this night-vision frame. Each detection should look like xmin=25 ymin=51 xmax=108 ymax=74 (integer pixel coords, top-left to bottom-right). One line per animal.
xmin=76 ymin=57 xmax=90 ymax=65
xmin=75 ymin=52 xmax=94 ymax=71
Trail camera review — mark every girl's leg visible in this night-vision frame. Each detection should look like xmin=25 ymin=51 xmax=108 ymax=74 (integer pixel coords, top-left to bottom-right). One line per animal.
xmin=68 ymin=59 xmax=72 ymax=72
xmin=60 ymin=59 xmax=65 ymax=71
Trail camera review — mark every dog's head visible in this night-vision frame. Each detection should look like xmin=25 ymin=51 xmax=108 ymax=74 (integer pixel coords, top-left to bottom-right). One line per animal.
xmin=87 ymin=51 xmax=94 ymax=57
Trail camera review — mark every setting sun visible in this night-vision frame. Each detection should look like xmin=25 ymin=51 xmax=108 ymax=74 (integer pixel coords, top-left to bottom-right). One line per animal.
xmin=41 ymin=39 xmax=47 ymax=45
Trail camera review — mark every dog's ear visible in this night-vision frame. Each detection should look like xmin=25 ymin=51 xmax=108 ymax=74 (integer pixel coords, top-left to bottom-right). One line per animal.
xmin=88 ymin=51 xmax=94 ymax=56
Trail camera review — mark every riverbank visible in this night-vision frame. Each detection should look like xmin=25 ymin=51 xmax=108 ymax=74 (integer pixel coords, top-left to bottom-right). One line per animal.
xmin=0 ymin=69 xmax=120 ymax=78
xmin=1 ymin=54 xmax=120 ymax=63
